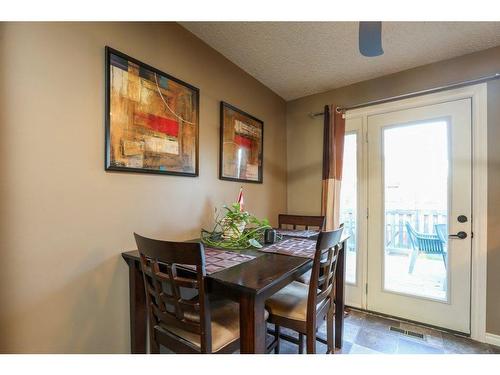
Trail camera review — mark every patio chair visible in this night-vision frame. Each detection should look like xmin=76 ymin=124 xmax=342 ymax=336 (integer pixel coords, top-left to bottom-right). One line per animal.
xmin=405 ymin=222 xmax=447 ymax=274
xmin=435 ymin=223 xmax=448 ymax=244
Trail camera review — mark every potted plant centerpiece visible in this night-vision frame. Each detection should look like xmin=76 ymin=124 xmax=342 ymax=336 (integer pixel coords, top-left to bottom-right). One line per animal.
xmin=201 ymin=190 xmax=271 ymax=249
xmin=220 ymin=203 xmax=251 ymax=240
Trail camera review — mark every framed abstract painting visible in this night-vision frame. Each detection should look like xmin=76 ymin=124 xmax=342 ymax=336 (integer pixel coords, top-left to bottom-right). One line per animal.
xmin=219 ymin=102 xmax=263 ymax=183
xmin=105 ymin=46 xmax=199 ymax=176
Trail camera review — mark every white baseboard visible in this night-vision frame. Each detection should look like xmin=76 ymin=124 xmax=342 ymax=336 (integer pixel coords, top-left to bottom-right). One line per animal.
xmin=485 ymin=333 xmax=500 ymax=347
xmin=345 ymin=302 xmax=362 ymax=309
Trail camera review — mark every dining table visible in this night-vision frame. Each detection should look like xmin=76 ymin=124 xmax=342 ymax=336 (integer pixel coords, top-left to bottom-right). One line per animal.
xmin=121 ymin=232 xmax=349 ymax=354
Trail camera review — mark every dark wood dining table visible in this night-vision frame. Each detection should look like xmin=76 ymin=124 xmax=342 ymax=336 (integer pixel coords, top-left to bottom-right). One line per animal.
xmin=121 ymin=234 xmax=349 ymax=354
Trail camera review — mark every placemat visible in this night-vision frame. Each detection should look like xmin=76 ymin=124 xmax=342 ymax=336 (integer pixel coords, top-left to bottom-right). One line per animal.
xmin=276 ymin=229 xmax=319 ymax=238
xmin=181 ymin=248 xmax=256 ymax=274
xmin=259 ymin=238 xmax=317 ymax=259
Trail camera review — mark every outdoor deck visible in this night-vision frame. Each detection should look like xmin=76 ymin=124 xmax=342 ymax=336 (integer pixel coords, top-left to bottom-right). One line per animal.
xmin=343 ymin=209 xmax=448 ymax=300
xmin=346 ymin=252 xmax=447 ymax=300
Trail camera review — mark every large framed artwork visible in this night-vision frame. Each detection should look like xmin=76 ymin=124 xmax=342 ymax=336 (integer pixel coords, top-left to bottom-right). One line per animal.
xmin=105 ymin=47 xmax=199 ymax=176
xmin=219 ymin=102 xmax=263 ymax=183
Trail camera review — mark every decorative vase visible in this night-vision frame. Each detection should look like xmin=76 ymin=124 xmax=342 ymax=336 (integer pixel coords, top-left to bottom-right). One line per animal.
xmin=221 ymin=217 xmax=246 ymax=240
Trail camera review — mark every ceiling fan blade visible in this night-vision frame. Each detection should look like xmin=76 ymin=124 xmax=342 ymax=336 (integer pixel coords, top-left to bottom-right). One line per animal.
xmin=359 ymin=21 xmax=384 ymax=57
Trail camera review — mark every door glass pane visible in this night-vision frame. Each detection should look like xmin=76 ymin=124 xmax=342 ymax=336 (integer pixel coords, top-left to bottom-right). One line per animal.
xmin=383 ymin=121 xmax=448 ymax=301
xmin=340 ymin=134 xmax=357 ymax=284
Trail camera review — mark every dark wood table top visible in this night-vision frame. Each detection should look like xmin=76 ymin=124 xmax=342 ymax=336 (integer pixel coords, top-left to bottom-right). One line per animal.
xmin=122 ymin=234 xmax=349 ymax=296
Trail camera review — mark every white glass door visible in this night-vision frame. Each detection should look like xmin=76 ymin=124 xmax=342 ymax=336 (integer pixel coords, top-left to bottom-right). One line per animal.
xmin=366 ymin=99 xmax=472 ymax=333
xmin=341 ymin=117 xmax=366 ymax=308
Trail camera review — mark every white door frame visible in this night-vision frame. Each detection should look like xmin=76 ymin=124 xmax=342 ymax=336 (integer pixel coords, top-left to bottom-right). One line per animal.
xmin=344 ymin=83 xmax=487 ymax=342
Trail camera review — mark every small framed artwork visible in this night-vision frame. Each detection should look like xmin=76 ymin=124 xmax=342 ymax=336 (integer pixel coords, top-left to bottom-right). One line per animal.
xmin=219 ymin=102 xmax=264 ymax=183
xmin=105 ymin=46 xmax=199 ymax=176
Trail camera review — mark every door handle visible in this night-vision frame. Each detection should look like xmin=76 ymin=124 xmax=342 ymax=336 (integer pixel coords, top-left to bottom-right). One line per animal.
xmin=449 ymin=231 xmax=467 ymax=239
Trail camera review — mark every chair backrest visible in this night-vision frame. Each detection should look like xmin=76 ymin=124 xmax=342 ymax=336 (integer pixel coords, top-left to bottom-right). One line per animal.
xmin=278 ymin=214 xmax=325 ymax=230
xmin=405 ymin=222 xmax=444 ymax=254
xmin=405 ymin=221 xmax=419 ymax=249
xmin=134 ymin=233 xmax=212 ymax=352
xmin=435 ymin=224 xmax=448 ymax=244
xmin=307 ymin=227 xmax=344 ymax=324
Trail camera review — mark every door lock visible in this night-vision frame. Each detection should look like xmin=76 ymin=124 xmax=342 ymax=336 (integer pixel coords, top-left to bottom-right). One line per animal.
xmin=449 ymin=231 xmax=467 ymax=239
xmin=457 ymin=215 xmax=468 ymax=223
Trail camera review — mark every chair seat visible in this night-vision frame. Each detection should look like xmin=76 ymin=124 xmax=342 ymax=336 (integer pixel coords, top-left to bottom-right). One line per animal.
xmin=266 ymin=281 xmax=317 ymax=322
xmin=158 ymin=297 xmax=268 ymax=352
xmin=296 ymin=270 xmax=311 ymax=284
xmin=296 ymin=253 xmax=329 ymax=285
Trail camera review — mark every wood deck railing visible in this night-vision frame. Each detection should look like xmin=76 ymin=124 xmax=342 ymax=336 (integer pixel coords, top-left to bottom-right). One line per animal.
xmin=340 ymin=209 xmax=447 ymax=253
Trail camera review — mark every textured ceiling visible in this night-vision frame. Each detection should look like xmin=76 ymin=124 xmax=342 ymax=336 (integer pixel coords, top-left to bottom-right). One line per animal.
xmin=180 ymin=22 xmax=500 ymax=100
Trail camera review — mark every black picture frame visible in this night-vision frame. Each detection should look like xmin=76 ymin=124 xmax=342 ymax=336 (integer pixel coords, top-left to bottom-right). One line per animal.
xmin=219 ymin=101 xmax=264 ymax=184
xmin=105 ymin=46 xmax=200 ymax=177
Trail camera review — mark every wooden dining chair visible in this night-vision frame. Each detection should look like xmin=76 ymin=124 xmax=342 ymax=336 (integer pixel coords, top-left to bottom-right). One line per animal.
xmin=134 ymin=233 xmax=242 ymax=354
xmin=278 ymin=214 xmax=326 ymax=230
xmin=296 ymin=222 xmax=344 ymax=285
xmin=265 ymin=227 xmax=344 ymax=354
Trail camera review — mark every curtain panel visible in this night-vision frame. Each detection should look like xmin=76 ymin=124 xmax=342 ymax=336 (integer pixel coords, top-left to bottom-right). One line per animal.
xmin=321 ymin=105 xmax=346 ymax=230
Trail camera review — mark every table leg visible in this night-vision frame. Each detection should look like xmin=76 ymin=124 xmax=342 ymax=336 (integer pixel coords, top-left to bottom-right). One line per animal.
xmin=128 ymin=259 xmax=147 ymax=354
xmin=239 ymin=292 xmax=266 ymax=353
xmin=335 ymin=240 xmax=346 ymax=349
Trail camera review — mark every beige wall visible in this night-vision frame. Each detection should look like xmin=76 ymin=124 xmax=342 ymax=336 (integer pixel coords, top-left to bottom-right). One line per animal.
xmin=286 ymin=46 xmax=500 ymax=335
xmin=0 ymin=22 xmax=287 ymax=353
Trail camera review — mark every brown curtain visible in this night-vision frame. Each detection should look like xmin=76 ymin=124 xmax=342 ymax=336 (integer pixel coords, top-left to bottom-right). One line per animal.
xmin=321 ymin=105 xmax=346 ymax=230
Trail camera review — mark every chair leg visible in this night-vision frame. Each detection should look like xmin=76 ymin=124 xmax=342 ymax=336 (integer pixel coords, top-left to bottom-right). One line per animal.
xmin=150 ymin=337 xmax=160 ymax=354
xmin=274 ymin=325 xmax=281 ymax=354
xmin=298 ymin=333 xmax=304 ymax=354
xmin=306 ymin=332 xmax=316 ymax=354
xmin=442 ymin=253 xmax=447 ymax=269
xmin=327 ymin=309 xmax=334 ymax=354
xmin=408 ymin=249 xmax=418 ymax=274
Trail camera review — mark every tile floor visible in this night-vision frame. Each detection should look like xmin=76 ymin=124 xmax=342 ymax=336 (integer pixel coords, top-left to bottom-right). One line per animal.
xmin=275 ymin=308 xmax=500 ymax=354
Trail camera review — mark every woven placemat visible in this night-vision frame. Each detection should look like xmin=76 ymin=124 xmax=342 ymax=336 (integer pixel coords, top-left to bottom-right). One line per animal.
xmin=276 ymin=229 xmax=319 ymax=238
xmin=259 ymin=238 xmax=317 ymax=259
xmin=181 ymin=248 xmax=256 ymax=274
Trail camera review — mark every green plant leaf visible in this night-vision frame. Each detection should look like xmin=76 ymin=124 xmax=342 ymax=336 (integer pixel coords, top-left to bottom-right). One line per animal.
xmin=248 ymin=238 xmax=263 ymax=248
xmin=201 ymin=203 xmax=272 ymax=250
